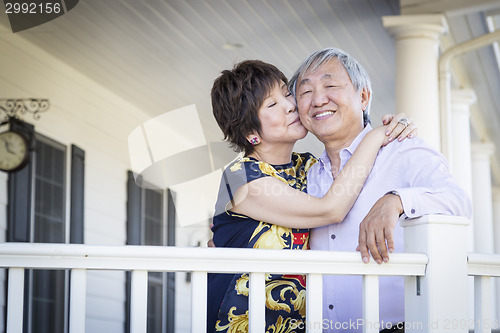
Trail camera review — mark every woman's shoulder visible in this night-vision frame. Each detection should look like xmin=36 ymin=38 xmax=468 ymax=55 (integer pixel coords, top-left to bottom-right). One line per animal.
xmin=224 ymin=156 xmax=263 ymax=176
xmin=221 ymin=155 xmax=273 ymax=188
xmin=226 ymin=155 xmax=256 ymax=167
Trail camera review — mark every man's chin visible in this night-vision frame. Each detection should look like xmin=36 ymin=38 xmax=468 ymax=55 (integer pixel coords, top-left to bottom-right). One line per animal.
xmin=309 ymin=126 xmax=339 ymax=140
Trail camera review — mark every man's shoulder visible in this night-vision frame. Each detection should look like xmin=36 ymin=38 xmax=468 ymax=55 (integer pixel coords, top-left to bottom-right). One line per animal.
xmin=381 ymin=136 xmax=441 ymax=155
xmin=377 ymin=137 xmax=448 ymax=168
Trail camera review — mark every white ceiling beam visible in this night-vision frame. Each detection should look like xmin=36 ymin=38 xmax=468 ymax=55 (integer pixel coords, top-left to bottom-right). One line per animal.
xmin=401 ymin=0 xmax=500 ymax=16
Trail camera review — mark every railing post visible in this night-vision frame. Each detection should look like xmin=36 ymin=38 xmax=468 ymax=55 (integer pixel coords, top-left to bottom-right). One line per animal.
xmin=402 ymin=215 xmax=470 ymax=332
xmin=249 ymin=272 xmax=266 ymax=333
xmin=306 ymin=273 xmax=323 ymax=333
xmin=191 ymin=271 xmax=207 ymax=332
xmin=474 ymin=275 xmax=492 ymax=333
xmin=363 ymin=275 xmax=379 ymax=333
xmin=7 ymin=268 xmax=24 ymax=333
xmin=69 ymin=269 xmax=87 ymax=333
xmin=130 ymin=270 xmax=148 ymax=333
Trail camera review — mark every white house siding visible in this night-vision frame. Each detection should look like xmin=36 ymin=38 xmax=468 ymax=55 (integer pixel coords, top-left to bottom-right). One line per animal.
xmin=0 ymin=26 xmax=153 ymax=332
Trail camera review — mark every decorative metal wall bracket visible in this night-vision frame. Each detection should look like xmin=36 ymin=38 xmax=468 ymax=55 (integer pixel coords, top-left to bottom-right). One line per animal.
xmin=0 ymin=98 xmax=50 ymax=123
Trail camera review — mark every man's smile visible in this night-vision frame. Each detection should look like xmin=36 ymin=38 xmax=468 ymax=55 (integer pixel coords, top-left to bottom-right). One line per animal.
xmin=313 ymin=110 xmax=336 ymax=119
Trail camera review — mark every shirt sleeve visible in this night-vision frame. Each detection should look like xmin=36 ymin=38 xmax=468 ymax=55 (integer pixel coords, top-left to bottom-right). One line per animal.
xmin=392 ymin=139 xmax=472 ymax=219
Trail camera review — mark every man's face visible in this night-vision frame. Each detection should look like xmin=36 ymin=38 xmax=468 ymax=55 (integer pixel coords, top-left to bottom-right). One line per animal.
xmin=295 ymin=58 xmax=369 ymax=144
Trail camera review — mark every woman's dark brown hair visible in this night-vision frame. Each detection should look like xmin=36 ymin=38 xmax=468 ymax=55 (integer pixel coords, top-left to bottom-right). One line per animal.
xmin=211 ymin=60 xmax=288 ymax=155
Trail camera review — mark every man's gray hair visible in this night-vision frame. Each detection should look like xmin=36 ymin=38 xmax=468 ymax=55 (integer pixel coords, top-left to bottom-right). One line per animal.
xmin=289 ymin=47 xmax=373 ymax=126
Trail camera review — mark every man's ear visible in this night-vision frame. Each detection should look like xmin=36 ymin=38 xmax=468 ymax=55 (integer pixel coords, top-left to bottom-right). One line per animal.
xmin=360 ymin=87 xmax=371 ymax=110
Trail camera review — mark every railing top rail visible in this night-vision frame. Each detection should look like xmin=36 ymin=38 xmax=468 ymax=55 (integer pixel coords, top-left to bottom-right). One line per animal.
xmin=468 ymin=252 xmax=500 ymax=277
xmin=0 ymin=243 xmax=427 ymax=276
xmin=400 ymin=214 xmax=470 ymax=227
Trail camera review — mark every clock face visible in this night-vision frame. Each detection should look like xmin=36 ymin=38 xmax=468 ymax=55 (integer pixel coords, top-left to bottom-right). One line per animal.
xmin=0 ymin=130 xmax=29 ymax=172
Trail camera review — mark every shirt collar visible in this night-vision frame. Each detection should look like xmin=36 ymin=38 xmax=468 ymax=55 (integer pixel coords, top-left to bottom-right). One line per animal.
xmin=318 ymin=124 xmax=373 ymax=171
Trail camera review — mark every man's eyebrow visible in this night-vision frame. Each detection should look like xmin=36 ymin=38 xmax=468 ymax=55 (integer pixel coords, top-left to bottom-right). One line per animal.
xmin=298 ymin=73 xmax=333 ymax=88
xmin=297 ymin=78 xmax=311 ymax=88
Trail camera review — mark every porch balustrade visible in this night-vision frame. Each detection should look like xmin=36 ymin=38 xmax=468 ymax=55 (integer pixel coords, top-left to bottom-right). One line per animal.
xmin=0 ymin=215 xmax=499 ymax=333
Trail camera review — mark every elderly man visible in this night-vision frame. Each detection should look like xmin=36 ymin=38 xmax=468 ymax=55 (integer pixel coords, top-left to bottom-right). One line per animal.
xmin=288 ymin=47 xmax=471 ymax=332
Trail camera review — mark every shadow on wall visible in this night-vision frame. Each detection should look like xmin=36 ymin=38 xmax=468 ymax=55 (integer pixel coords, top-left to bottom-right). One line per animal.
xmin=127 ymin=104 xmax=238 ymax=227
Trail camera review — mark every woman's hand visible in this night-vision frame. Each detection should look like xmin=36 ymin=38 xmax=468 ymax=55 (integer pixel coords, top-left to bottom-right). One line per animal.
xmin=382 ymin=113 xmax=417 ymax=145
xmin=368 ymin=125 xmax=393 ymax=147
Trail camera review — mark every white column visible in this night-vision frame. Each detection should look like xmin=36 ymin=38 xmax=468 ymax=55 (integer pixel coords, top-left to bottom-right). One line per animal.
xmin=383 ymin=15 xmax=448 ymax=151
xmin=493 ymin=187 xmax=500 ymax=254
xmin=451 ymin=89 xmax=476 ymax=249
xmin=450 ymin=89 xmax=477 ymax=328
xmin=471 ymin=143 xmax=495 ymax=254
xmin=492 ymin=186 xmax=500 ymax=246
xmin=492 ymin=187 xmax=500 ymax=321
xmin=451 ymin=89 xmax=476 ymax=197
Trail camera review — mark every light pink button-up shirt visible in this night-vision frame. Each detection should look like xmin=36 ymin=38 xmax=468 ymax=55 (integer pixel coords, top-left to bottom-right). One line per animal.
xmin=307 ymin=125 xmax=472 ymax=332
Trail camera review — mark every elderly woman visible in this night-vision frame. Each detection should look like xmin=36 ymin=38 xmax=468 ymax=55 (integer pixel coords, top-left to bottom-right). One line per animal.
xmin=207 ymin=60 xmax=415 ymax=333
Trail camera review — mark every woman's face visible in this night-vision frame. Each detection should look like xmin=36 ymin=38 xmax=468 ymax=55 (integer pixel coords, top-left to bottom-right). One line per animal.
xmin=256 ymin=80 xmax=307 ymax=145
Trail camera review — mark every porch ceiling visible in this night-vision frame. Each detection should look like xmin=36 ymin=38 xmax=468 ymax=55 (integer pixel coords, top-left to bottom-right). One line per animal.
xmin=0 ymin=0 xmax=499 ymax=184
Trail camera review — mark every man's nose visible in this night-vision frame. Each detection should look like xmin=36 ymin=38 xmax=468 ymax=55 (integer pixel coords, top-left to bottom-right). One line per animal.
xmin=312 ymin=90 xmax=328 ymax=107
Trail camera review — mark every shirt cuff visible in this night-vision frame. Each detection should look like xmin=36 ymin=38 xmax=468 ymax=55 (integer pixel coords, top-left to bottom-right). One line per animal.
xmin=393 ymin=188 xmax=420 ymax=218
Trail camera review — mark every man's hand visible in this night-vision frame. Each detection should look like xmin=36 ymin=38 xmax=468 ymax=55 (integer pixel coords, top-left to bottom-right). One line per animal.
xmin=357 ymin=193 xmax=404 ymax=264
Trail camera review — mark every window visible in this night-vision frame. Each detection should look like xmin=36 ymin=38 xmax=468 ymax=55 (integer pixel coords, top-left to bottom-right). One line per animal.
xmin=126 ymin=171 xmax=175 ymax=333
xmin=8 ymin=120 xmax=84 ymax=333
xmin=28 ymin=135 xmax=67 ymax=333
xmin=34 ymin=135 xmax=66 ymax=244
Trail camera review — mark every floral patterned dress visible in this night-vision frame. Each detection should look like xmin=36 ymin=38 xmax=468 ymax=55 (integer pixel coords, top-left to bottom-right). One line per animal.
xmin=207 ymin=152 xmax=317 ymax=333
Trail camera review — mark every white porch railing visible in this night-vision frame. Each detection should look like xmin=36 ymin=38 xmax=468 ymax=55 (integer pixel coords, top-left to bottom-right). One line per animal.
xmin=0 ymin=215 xmax=498 ymax=333
xmin=468 ymin=254 xmax=500 ymax=333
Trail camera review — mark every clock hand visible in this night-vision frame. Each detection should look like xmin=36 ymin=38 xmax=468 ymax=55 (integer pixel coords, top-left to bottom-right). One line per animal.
xmin=5 ymin=141 xmax=15 ymax=155
xmin=0 ymin=138 xmax=11 ymax=154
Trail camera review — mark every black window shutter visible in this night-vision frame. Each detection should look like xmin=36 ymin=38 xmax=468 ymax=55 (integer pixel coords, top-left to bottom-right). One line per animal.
xmin=70 ymin=145 xmax=85 ymax=244
xmin=166 ymin=189 xmax=175 ymax=333
xmin=7 ymin=120 xmax=35 ymax=242
xmin=125 ymin=171 xmax=143 ymax=333
xmin=127 ymin=171 xmax=142 ymax=245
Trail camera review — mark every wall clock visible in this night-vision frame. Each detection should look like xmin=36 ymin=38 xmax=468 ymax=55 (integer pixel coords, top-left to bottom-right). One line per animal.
xmin=0 ymin=128 xmax=29 ymax=172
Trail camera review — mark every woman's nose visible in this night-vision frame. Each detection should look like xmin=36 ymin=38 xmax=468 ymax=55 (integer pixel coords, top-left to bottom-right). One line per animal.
xmin=286 ymin=99 xmax=296 ymax=113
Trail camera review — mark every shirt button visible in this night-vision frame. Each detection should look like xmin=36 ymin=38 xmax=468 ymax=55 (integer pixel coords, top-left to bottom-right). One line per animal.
xmin=411 ymin=209 xmax=416 ymax=214
xmin=329 ymin=304 xmax=334 ymax=310
xmin=331 ymin=234 xmax=336 ymax=240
